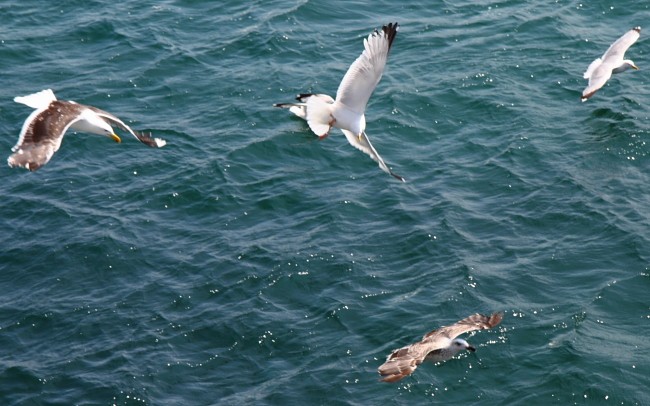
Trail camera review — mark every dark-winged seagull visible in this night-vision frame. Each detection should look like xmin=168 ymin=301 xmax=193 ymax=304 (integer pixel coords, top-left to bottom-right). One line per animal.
xmin=8 ymin=89 xmax=166 ymax=171
xmin=378 ymin=312 xmax=503 ymax=383
xmin=582 ymin=27 xmax=641 ymax=102
xmin=274 ymin=23 xmax=404 ymax=182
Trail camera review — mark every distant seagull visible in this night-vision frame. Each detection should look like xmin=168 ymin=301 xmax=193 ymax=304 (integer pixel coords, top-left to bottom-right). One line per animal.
xmin=8 ymin=89 xmax=166 ymax=171
xmin=274 ymin=94 xmax=404 ymax=181
xmin=274 ymin=22 xmax=404 ymax=182
xmin=582 ymin=27 xmax=641 ymax=102
xmin=378 ymin=312 xmax=503 ymax=383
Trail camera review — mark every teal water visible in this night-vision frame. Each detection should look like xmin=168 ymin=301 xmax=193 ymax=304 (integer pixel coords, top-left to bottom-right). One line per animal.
xmin=1 ymin=1 xmax=649 ymax=404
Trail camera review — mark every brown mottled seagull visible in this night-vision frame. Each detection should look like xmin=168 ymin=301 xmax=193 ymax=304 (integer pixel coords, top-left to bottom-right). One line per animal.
xmin=8 ymin=89 xmax=166 ymax=171
xmin=582 ymin=27 xmax=641 ymax=102
xmin=378 ymin=312 xmax=503 ymax=383
xmin=274 ymin=23 xmax=404 ymax=182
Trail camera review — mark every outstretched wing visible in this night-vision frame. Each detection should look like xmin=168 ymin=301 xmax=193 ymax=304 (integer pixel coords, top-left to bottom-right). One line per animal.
xmin=581 ymin=65 xmax=613 ymax=101
xmin=8 ymin=101 xmax=85 ymax=171
xmin=335 ymin=22 xmax=398 ymax=113
xmin=87 ymin=106 xmax=166 ymax=148
xmin=341 ymin=130 xmax=404 ymax=181
xmin=423 ymin=312 xmax=503 ymax=342
xmin=378 ymin=341 xmax=432 ymax=383
xmin=601 ymin=27 xmax=641 ymax=64
xmin=583 ymin=58 xmax=602 ymax=79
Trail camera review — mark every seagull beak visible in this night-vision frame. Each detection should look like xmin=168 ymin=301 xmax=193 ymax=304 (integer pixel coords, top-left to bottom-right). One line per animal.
xmin=632 ymin=64 xmax=639 ymax=70
xmin=110 ymin=133 xmax=122 ymax=143
xmin=466 ymin=345 xmax=476 ymax=352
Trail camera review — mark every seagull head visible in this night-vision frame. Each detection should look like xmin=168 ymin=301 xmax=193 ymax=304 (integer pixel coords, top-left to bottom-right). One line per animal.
xmin=77 ymin=110 xmax=122 ymax=143
xmin=94 ymin=119 xmax=121 ymax=143
xmin=620 ymin=60 xmax=639 ymax=72
xmin=451 ymin=338 xmax=476 ymax=354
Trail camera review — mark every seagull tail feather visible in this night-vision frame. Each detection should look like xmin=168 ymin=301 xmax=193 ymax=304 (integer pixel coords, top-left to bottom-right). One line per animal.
xmin=273 ymin=102 xmax=307 ymax=119
xmin=305 ymin=95 xmax=334 ymax=137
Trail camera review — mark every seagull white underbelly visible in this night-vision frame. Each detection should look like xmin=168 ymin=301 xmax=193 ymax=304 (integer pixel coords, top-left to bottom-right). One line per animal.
xmin=70 ymin=119 xmax=99 ymax=134
xmin=70 ymin=110 xmax=112 ymax=136
xmin=332 ymin=102 xmax=365 ymax=136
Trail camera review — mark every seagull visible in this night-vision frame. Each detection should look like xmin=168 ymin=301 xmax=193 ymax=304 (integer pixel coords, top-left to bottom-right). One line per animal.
xmin=8 ymin=89 xmax=166 ymax=171
xmin=582 ymin=27 xmax=641 ymax=102
xmin=274 ymin=94 xmax=404 ymax=181
xmin=274 ymin=22 xmax=404 ymax=182
xmin=378 ymin=312 xmax=503 ymax=383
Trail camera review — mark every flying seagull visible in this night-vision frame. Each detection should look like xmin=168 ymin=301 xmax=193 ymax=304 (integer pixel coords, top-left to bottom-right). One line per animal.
xmin=378 ymin=312 xmax=503 ymax=383
xmin=274 ymin=94 xmax=404 ymax=181
xmin=8 ymin=89 xmax=166 ymax=171
xmin=582 ymin=27 xmax=641 ymax=102
xmin=274 ymin=23 xmax=404 ymax=182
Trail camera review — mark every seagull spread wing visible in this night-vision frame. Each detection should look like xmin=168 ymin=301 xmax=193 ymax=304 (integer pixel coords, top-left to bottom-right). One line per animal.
xmin=601 ymin=27 xmax=640 ymax=64
xmin=8 ymin=102 xmax=85 ymax=171
xmin=583 ymin=58 xmax=602 ymax=79
xmin=341 ymin=130 xmax=404 ymax=181
xmin=422 ymin=312 xmax=504 ymax=342
xmin=378 ymin=341 xmax=434 ymax=383
xmin=582 ymin=67 xmax=614 ymax=100
xmin=335 ymin=22 xmax=398 ymax=113
xmin=88 ymin=106 xmax=166 ymax=148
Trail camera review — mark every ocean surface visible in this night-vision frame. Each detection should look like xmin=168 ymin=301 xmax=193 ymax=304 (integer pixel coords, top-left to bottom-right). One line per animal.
xmin=1 ymin=1 xmax=649 ymax=404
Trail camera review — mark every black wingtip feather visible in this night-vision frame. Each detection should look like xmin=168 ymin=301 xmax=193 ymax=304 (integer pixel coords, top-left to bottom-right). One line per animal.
xmin=295 ymin=93 xmax=315 ymax=102
xmin=382 ymin=22 xmax=399 ymax=51
xmin=390 ymin=171 xmax=406 ymax=182
xmin=134 ymin=131 xmax=161 ymax=148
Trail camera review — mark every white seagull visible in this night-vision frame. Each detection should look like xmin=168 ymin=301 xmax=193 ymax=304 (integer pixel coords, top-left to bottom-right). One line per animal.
xmin=582 ymin=27 xmax=641 ymax=102
xmin=274 ymin=94 xmax=404 ymax=181
xmin=274 ymin=22 xmax=404 ymax=182
xmin=378 ymin=312 xmax=503 ymax=383
xmin=8 ymin=89 xmax=166 ymax=171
